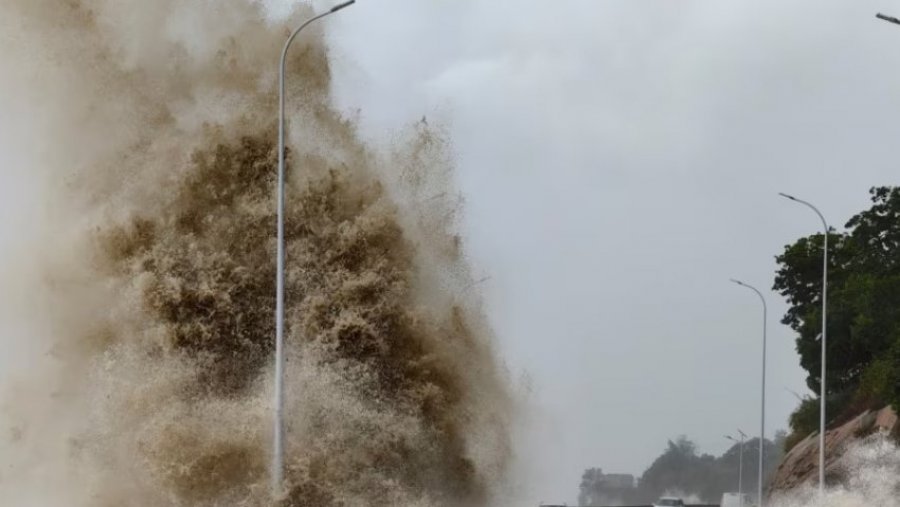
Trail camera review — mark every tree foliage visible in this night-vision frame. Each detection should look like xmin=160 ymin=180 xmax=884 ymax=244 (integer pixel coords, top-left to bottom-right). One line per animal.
xmin=774 ymin=187 xmax=900 ymax=441
xmin=578 ymin=434 xmax=785 ymax=505
xmin=578 ymin=468 xmax=638 ymax=506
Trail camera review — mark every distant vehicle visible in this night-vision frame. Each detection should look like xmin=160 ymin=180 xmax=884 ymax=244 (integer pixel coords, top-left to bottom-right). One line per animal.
xmin=653 ymin=497 xmax=685 ymax=507
xmin=721 ymin=492 xmax=753 ymax=507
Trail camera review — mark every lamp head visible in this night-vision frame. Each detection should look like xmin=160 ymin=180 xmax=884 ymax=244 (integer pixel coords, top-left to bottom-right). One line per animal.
xmin=778 ymin=192 xmax=797 ymax=201
xmin=330 ymin=0 xmax=355 ymax=13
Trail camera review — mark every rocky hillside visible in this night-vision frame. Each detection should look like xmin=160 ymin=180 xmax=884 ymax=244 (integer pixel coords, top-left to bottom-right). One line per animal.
xmin=769 ymin=406 xmax=898 ymax=493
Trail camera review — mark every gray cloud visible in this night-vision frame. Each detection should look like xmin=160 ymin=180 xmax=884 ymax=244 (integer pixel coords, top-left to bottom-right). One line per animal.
xmin=3 ymin=0 xmax=897 ymax=504
xmin=323 ymin=1 xmax=900 ymax=503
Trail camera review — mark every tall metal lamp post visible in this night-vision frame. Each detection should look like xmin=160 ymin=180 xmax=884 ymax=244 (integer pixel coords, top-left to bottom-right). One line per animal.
xmin=274 ymin=0 xmax=356 ymax=496
xmin=730 ymin=279 xmax=767 ymax=507
xmin=877 ymin=12 xmax=900 ymax=25
xmin=726 ymin=430 xmax=748 ymax=507
xmin=779 ymin=192 xmax=828 ymax=496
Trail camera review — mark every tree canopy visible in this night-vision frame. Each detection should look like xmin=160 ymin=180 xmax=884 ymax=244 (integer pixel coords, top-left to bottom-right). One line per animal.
xmin=578 ymin=434 xmax=785 ymax=505
xmin=773 ymin=186 xmax=900 ymax=441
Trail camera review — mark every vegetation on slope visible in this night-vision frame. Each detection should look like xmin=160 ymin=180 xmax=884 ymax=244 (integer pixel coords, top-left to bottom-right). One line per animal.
xmin=774 ymin=186 xmax=900 ymax=450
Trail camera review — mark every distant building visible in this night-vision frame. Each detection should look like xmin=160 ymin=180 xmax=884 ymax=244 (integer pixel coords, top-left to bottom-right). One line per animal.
xmin=579 ymin=468 xmax=638 ymax=506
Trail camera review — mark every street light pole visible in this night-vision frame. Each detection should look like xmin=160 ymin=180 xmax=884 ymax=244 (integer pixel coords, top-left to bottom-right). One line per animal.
xmin=274 ymin=0 xmax=355 ymax=496
xmin=877 ymin=12 xmax=900 ymax=25
xmin=730 ymin=279 xmax=767 ymax=507
xmin=726 ymin=431 xmax=747 ymax=507
xmin=779 ymin=192 xmax=828 ymax=497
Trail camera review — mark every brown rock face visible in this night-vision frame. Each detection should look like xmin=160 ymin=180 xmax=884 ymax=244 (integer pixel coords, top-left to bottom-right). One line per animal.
xmin=769 ymin=406 xmax=899 ymax=494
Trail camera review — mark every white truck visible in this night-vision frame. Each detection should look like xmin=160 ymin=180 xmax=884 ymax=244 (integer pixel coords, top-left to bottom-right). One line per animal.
xmin=721 ymin=492 xmax=753 ymax=507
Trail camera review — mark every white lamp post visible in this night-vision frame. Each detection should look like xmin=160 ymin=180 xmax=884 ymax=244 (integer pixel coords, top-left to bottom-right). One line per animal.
xmin=778 ymin=192 xmax=828 ymax=496
xmin=726 ymin=430 xmax=748 ymax=507
xmin=730 ymin=279 xmax=767 ymax=507
xmin=274 ymin=0 xmax=356 ymax=495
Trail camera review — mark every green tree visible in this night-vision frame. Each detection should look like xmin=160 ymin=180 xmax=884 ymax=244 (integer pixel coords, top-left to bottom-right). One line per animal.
xmin=578 ymin=468 xmax=604 ymax=506
xmin=637 ymin=436 xmax=717 ymax=501
xmin=774 ymin=186 xmax=900 ymax=426
xmin=578 ymin=468 xmax=639 ymax=506
xmin=629 ymin=435 xmax=782 ymax=503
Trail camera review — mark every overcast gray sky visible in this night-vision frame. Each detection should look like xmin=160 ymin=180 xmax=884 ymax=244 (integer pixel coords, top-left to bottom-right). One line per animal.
xmin=313 ymin=0 xmax=900 ymax=503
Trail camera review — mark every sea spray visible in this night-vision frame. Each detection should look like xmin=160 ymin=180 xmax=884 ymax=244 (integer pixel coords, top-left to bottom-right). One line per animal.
xmin=0 ymin=1 xmax=511 ymax=505
xmin=770 ymin=436 xmax=900 ymax=507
